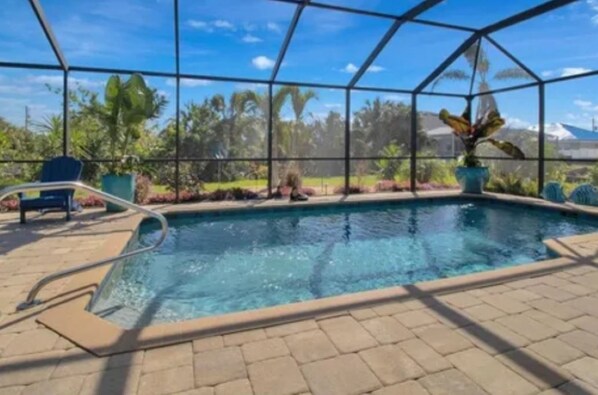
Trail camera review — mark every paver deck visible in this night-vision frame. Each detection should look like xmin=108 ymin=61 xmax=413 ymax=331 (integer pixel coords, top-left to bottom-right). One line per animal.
xmin=1 ymin=192 xmax=598 ymax=394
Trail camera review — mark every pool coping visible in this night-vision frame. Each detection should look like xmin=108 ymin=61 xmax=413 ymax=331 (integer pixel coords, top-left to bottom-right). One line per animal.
xmin=34 ymin=191 xmax=598 ymax=356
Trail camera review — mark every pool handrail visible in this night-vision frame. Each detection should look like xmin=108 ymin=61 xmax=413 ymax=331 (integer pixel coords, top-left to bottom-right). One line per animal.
xmin=0 ymin=181 xmax=168 ymax=311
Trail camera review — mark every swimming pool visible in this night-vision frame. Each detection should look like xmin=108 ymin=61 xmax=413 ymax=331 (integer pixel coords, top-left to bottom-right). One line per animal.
xmin=90 ymin=198 xmax=598 ymax=328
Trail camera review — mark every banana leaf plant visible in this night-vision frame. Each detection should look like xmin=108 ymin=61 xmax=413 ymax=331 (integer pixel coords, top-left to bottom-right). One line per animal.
xmin=439 ymin=106 xmax=525 ymax=168
xmin=100 ymin=73 xmax=160 ymax=174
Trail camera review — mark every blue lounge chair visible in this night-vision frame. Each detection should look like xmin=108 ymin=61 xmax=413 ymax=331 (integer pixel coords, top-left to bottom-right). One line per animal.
xmin=19 ymin=156 xmax=83 ymax=224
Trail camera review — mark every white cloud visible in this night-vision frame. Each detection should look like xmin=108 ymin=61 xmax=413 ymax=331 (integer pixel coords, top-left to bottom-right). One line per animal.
xmin=541 ymin=70 xmax=554 ymax=78
xmin=573 ymin=99 xmax=598 ymax=112
xmin=341 ymin=63 xmax=359 ymax=73
xmin=574 ymin=99 xmax=593 ymax=108
xmin=27 ymin=75 xmax=64 ymax=85
xmin=561 ymin=67 xmax=592 ymax=77
xmin=187 ymin=20 xmax=213 ymax=32
xmin=213 ymin=19 xmax=235 ymax=30
xmin=252 ymin=56 xmax=275 ymax=70
xmin=504 ymin=116 xmax=531 ymax=129
xmin=324 ymin=103 xmax=341 ymax=109
xmin=266 ymin=22 xmax=281 ymax=33
xmin=367 ymin=65 xmax=385 ymax=73
xmin=340 ymin=63 xmax=385 ymax=74
xmin=166 ymin=78 xmax=212 ymax=87
xmin=242 ymin=34 xmax=262 ymax=43
xmin=188 ymin=19 xmax=235 ymax=32
xmin=0 ymin=84 xmax=33 ymax=95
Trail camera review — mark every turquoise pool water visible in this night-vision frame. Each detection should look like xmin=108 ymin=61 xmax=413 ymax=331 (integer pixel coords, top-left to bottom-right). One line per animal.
xmin=91 ymin=199 xmax=598 ymax=328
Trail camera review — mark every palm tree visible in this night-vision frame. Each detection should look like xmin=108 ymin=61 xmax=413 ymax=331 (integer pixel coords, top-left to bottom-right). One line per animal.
xmin=431 ymin=40 xmax=532 ymax=119
xmin=288 ymin=87 xmax=318 ymax=158
xmin=245 ymin=86 xmax=296 ymax=157
xmin=209 ymin=91 xmax=257 ymax=159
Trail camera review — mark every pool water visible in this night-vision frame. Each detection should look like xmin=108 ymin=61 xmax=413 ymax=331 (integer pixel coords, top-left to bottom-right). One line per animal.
xmin=90 ymin=199 xmax=598 ymax=328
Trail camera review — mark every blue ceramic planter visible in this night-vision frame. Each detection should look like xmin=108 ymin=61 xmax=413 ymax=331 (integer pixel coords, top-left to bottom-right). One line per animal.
xmin=455 ymin=166 xmax=489 ymax=194
xmin=101 ymin=173 xmax=135 ymax=212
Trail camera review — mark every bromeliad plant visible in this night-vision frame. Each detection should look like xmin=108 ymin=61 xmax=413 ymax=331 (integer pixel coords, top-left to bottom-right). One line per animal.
xmin=439 ymin=106 xmax=525 ymax=167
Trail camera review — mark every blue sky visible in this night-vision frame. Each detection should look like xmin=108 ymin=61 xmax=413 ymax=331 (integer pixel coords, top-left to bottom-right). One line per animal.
xmin=0 ymin=0 xmax=597 ymax=131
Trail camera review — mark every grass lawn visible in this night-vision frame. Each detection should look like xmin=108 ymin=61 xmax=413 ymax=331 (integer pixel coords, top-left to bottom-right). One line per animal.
xmin=195 ymin=175 xmax=384 ymax=192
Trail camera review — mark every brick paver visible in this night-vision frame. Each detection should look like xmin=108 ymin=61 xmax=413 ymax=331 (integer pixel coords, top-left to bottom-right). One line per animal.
xmin=528 ymin=338 xmax=584 ymax=366
xmin=570 ymin=315 xmax=598 ymax=333
xmin=359 ymin=345 xmax=424 ymax=385
xmin=448 ymin=348 xmax=538 ymax=395
xmin=241 ymin=337 xmax=289 ymax=364
xmin=301 ymin=354 xmax=381 ymax=395
xmin=248 ymin=356 xmax=308 ymax=395
xmin=558 ymin=330 xmax=598 ymax=359
xmin=138 ymin=365 xmax=192 ymax=395
xmin=495 ymin=348 xmax=571 ymax=390
xmin=372 ymin=380 xmax=430 ymax=395
xmin=398 ymin=338 xmax=452 ymax=374
xmin=480 ymin=294 xmax=530 ymax=314
xmin=463 ymin=303 xmax=506 ymax=321
xmin=394 ymin=310 xmax=437 ymax=328
xmin=193 ymin=347 xmax=247 ymax=387
xmin=496 ymin=314 xmax=559 ymax=342
xmin=360 ymin=316 xmax=414 ymax=344
xmin=284 ymin=330 xmax=338 ymax=364
xmin=564 ymin=357 xmax=598 ymax=388
xmin=457 ymin=321 xmax=530 ymax=355
xmin=318 ymin=316 xmax=377 ymax=353
xmin=2 ymin=329 xmax=58 ymax=357
xmin=215 ymin=379 xmax=252 ymax=395
xmin=419 ymin=369 xmax=486 ymax=395
xmin=192 ymin=336 xmax=223 ymax=353
xmin=413 ymin=324 xmax=473 ymax=355
xmin=142 ymin=343 xmax=192 ymax=373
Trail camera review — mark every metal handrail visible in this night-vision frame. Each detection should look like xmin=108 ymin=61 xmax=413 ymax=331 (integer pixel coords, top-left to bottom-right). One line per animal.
xmin=0 ymin=181 xmax=168 ymax=310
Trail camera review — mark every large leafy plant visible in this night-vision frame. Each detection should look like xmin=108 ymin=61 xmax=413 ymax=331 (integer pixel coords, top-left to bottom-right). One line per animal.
xmin=439 ymin=106 xmax=524 ymax=167
xmin=100 ymin=73 xmax=163 ymax=174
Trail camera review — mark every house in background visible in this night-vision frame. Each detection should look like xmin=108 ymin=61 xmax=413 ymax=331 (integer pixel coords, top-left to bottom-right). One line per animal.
xmin=419 ymin=112 xmax=463 ymax=157
xmin=544 ymin=123 xmax=598 ymax=159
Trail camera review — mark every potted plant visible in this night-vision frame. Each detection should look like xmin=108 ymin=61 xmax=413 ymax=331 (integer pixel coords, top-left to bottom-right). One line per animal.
xmin=438 ymin=106 xmax=524 ymax=194
xmin=99 ymin=73 xmax=157 ymax=212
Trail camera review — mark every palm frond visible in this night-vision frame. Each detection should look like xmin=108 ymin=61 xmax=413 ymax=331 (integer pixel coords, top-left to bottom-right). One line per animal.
xmin=494 ymin=67 xmax=532 ymax=81
xmin=430 ymin=69 xmax=471 ymax=91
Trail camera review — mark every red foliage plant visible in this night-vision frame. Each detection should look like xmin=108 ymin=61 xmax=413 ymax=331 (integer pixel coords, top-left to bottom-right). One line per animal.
xmin=76 ymin=195 xmax=105 ymax=208
xmin=333 ymin=185 xmax=369 ymax=195
xmin=0 ymin=199 xmax=19 ymax=212
xmin=375 ymin=180 xmax=410 ymax=192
